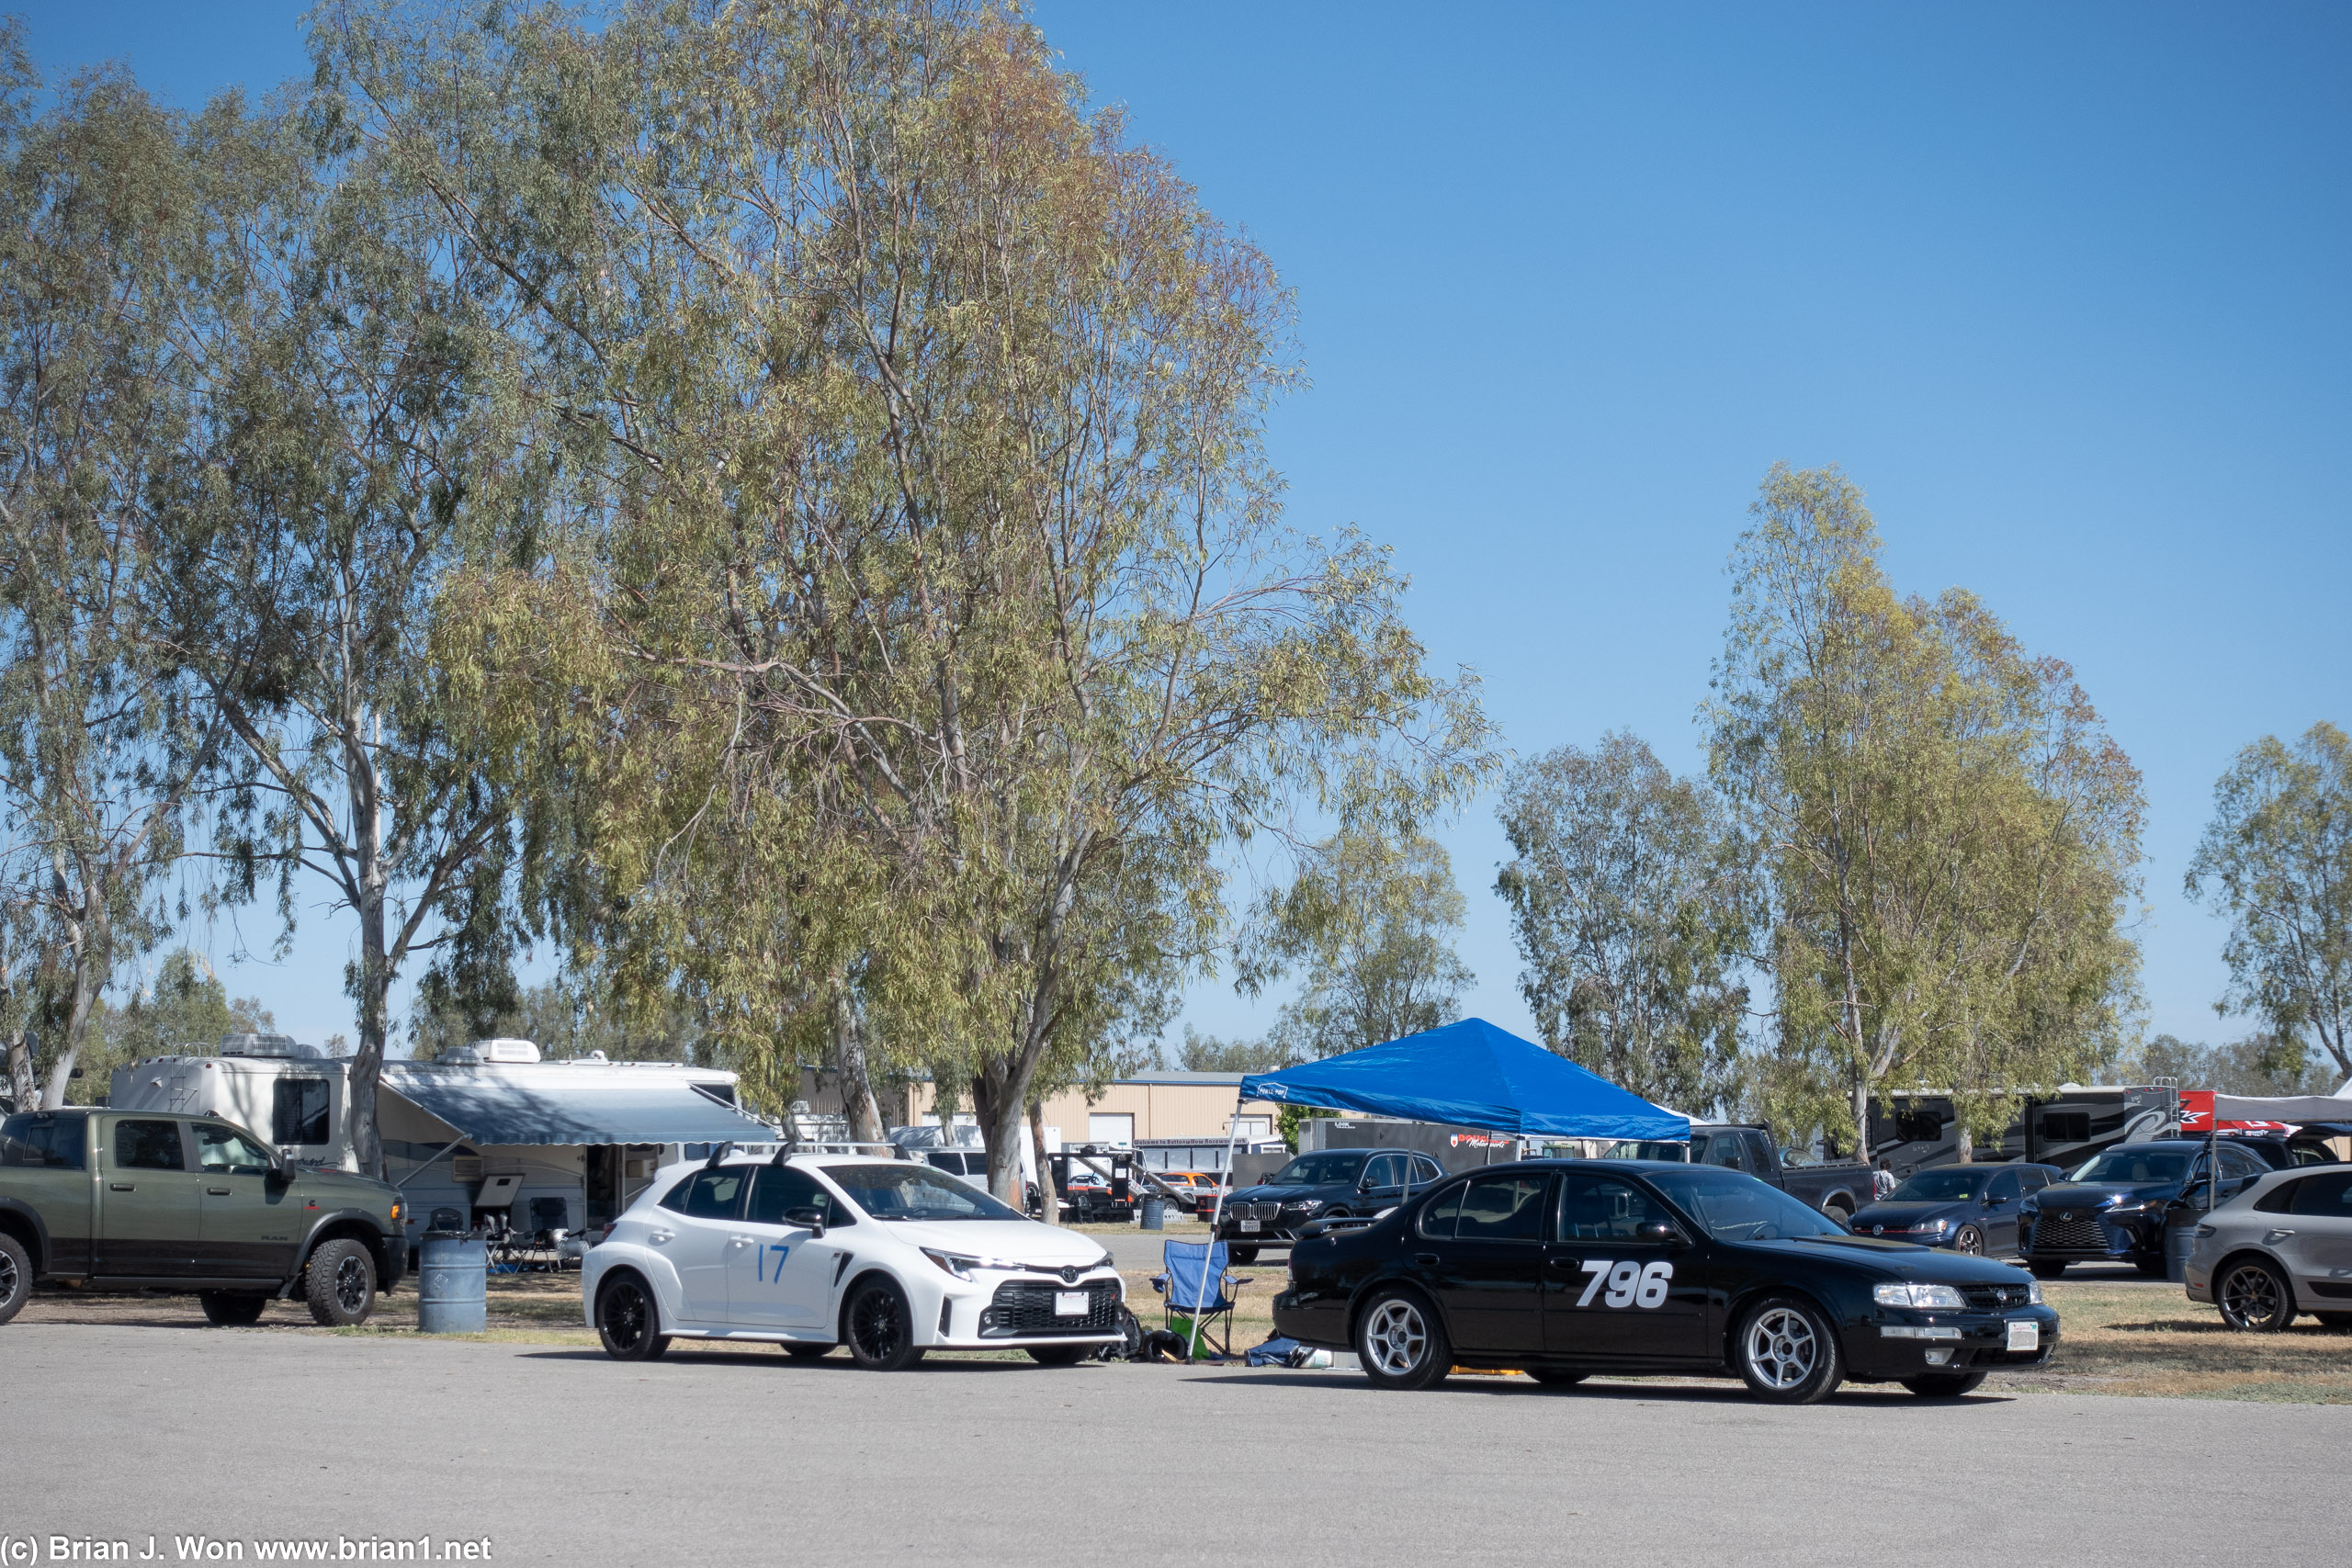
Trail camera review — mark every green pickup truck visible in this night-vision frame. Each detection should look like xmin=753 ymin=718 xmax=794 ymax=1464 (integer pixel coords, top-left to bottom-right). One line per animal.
xmin=0 ymin=1107 xmax=405 ymax=1327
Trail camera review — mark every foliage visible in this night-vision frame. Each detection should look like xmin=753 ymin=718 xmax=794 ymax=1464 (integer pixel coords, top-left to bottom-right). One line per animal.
xmin=2185 ymin=722 xmax=2351 ymax=1079
xmin=2120 ymin=1031 xmax=2341 ymax=1099
xmin=1238 ymin=829 xmax=1476 ymax=1061
xmin=1494 ymin=730 xmax=1750 ymax=1114
xmin=1170 ymin=1026 xmax=1299 ymax=1074
xmin=408 ymin=976 xmax=701 ymax=1066
xmin=1706 ymin=465 xmax=2145 ymax=1149
xmin=67 ymin=949 xmax=275 ymax=1106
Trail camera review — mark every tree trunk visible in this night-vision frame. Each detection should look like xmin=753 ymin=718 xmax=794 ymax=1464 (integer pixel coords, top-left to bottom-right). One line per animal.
xmin=6 ymin=1028 xmax=37 ymax=1110
xmin=40 ymin=879 xmax=107 ymax=1110
xmin=1028 ymin=1098 xmax=1056 ymax=1226
xmin=347 ymin=752 xmax=389 ymax=1180
xmin=1848 ymin=1074 xmax=1869 ymax=1167
xmin=831 ymin=985 xmax=885 ymax=1146
xmin=1955 ymin=1123 xmax=1973 ymax=1163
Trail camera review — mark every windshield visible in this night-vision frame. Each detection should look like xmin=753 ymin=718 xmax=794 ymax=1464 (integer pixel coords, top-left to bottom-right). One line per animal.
xmin=1890 ymin=1168 xmax=1991 ymax=1202
xmin=2069 ymin=1149 xmax=2190 ymax=1184
xmin=1645 ymin=1168 xmax=1847 ymax=1242
xmin=827 ymin=1163 xmax=1023 ymax=1222
xmin=1267 ymin=1153 xmax=1367 ymax=1187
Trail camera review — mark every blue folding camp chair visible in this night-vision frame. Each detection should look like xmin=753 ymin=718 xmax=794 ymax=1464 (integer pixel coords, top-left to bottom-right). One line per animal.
xmin=1150 ymin=1240 xmax=1252 ymax=1359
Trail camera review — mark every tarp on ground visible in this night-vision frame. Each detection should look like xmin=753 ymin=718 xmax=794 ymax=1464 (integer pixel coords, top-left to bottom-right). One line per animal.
xmin=1238 ymin=1017 xmax=1689 ymax=1143
xmin=384 ymin=1067 xmax=777 ymax=1146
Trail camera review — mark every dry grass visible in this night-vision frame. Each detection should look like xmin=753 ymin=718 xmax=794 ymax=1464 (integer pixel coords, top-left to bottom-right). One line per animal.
xmin=1984 ymin=1280 xmax=2352 ymax=1404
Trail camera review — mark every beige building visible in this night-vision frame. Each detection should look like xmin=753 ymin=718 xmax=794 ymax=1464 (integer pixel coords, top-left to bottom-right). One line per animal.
xmin=905 ymin=1070 xmax=1279 ymax=1146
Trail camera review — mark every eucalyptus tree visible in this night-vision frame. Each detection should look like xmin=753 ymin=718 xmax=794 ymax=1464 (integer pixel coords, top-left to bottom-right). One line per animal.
xmin=2187 ymin=722 xmax=2350 ymax=1080
xmin=1494 ymin=732 xmax=1749 ymax=1113
xmin=0 ymin=49 xmax=225 ymax=1107
xmin=325 ymin=0 xmax=1492 ymax=1198
xmin=1706 ymin=465 xmax=2144 ymax=1150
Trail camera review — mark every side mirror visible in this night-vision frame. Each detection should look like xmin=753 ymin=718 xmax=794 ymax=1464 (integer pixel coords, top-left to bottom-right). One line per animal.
xmin=266 ymin=1162 xmax=294 ymax=1188
xmin=1984 ymin=1193 xmax=2007 ymax=1207
xmin=1634 ymin=1221 xmax=1686 ymax=1247
xmin=783 ymin=1205 xmax=828 ymax=1238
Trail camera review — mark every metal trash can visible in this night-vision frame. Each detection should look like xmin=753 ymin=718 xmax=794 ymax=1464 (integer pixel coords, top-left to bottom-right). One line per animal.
xmin=1140 ymin=1196 xmax=1168 ymax=1231
xmin=417 ymin=1231 xmax=488 ymax=1334
xmin=2164 ymin=1216 xmax=2199 ymax=1284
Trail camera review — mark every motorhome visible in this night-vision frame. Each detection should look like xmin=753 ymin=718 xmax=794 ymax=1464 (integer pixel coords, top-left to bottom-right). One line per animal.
xmin=1866 ymin=1085 xmax=2177 ymax=1177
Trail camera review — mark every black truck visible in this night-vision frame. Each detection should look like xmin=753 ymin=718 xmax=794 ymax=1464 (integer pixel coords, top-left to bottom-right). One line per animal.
xmin=1611 ymin=1123 xmax=1879 ymax=1225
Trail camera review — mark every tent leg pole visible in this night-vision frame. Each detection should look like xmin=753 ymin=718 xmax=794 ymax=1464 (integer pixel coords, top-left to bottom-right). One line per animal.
xmin=1194 ymin=1098 xmax=1243 ymax=1361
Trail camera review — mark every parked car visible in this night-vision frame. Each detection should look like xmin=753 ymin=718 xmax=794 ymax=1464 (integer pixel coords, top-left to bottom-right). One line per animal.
xmin=583 ymin=1153 xmax=1125 ymax=1368
xmin=1272 ymin=1159 xmax=2057 ymax=1401
xmin=2211 ymin=1132 xmax=2342 ymax=1172
xmin=1848 ymin=1164 xmax=2064 ymax=1257
xmin=1145 ymin=1170 xmax=1223 ymax=1213
xmin=0 ymin=1107 xmax=405 ymax=1327
xmin=2021 ymin=1139 xmax=2274 ymax=1278
xmin=1215 ymin=1148 xmax=1444 ymax=1263
xmin=2185 ymin=1166 xmax=2352 ymax=1332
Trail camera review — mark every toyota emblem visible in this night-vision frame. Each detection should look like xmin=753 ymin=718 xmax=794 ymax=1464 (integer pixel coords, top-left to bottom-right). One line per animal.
xmin=1060 ymin=1266 xmax=1079 ymax=1284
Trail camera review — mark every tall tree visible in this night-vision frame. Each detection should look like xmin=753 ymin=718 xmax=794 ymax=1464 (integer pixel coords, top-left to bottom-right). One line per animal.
xmin=0 ymin=51 xmax=220 ymax=1107
xmin=1494 ymin=731 xmax=1749 ymax=1113
xmin=1706 ymin=465 xmax=2144 ymax=1150
xmin=1238 ymin=829 xmax=1477 ymax=1061
xmin=331 ymin=0 xmax=1493 ymax=1201
xmin=2186 ymin=722 xmax=2350 ymax=1080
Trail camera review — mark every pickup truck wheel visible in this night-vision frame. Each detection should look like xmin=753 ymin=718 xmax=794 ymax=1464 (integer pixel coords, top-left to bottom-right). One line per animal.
xmin=1357 ymin=1287 xmax=1451 ymax=1391
xmin=1901 ymin=1371 xmax=1987 ymax=1398
xmin=199 ymin=1292 xmax=268 ymax=1327
xmin=0 ymin=1232 xmax=28 ymax=1325
xmin=1735 ymin=1296 xmax=1843 ymax=1404
xmin=303 ymin=1238 xmax=377 ymax=1327
xmin=1227 ymin=1246 xmax=1259 ymax=1265
xmin=1824 ymin=1202 xmax=1853 ymax=1227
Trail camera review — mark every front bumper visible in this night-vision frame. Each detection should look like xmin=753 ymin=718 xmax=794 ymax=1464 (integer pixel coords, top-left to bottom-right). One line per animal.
xmin=1848 ymin=1306 xmax=2061 ymax=1380
xmin=928 ymin=1271 xmax=1126 ymax=1346
xmin=2022 ymin=1209 xmax=2158 ymax=1262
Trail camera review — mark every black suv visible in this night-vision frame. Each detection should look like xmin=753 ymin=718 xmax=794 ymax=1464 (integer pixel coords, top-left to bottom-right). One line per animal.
xmin=1216 ymin=1148 xmax=1442 ymax=1262
xmin=2021 ymin=1138 xmax=2273 ymax=1278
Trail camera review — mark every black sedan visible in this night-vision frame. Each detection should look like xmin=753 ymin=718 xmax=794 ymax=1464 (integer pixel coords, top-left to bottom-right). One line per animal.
xmin=1215 ymin=1148 xmax=1443 ymax=1263
xmin=1272 ymin=1158 xmax=2058 ymax=1403
xmin=1848 ymin=1163 xmax=2064 ymax=1256
xmin=2022 ymin=1139 xmax=2272 ymax=1278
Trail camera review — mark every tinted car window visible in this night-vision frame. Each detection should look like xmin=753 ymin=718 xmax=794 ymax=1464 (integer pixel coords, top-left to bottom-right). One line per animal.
xmin=1698 ymin=1134 xmax=1746 ymax=1173
xmin=1986 ymin=1169 xmax=2021 ymax=1201
xmin=0 ymin=1112 xmax=85 ymax=1169
xmin=1412 ymin=1156 xmax=1442 ymax=1183
xmin=1556 ymin=1174 xmax=1658 ymax=1240
xmin=114 ymin=1120 xmax=185 ymax=1171
xmin=748 ymin=1165 xmax=852 ymax=1226
xmin=1890 ymin=1168 xmax=1990 ymax=1201
xmin=1418 ymin=1180 xmax=1466 ymax=1239
xmin=661 ymin=1168 xmax=749 ymax=1220
xmin=1267 ymin=1153 xmax=1367 ymax=1187
xmin=194 ymin=1124 xmax=276 ymax=1176
xmin=1454 ymin=1174 xmax=1548 ymax=1241
xmin=2019 ymin=1168 xmax=2051 ymax=1193
xmin=272 ymin=1078 xmax=332 ymax=1145
xmin=2070 ymin=1149 xmax=2190 ymax=1183
xmin=1647 ymin=1168 xmax=1845 ymax=1241
xmin=2288 ymin=1172 xmax=2352 ymax=1218
xmin=2220 ymin=1145 xmax=2268 ymax=1180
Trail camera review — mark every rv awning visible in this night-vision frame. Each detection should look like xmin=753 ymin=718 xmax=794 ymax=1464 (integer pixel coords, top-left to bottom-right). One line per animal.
xmin=382 ymin=1070 xmax=776 ymax=1146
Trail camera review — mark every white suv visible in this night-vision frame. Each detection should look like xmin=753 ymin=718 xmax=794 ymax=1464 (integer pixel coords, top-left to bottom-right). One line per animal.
xmin=582 ymin=1154 xmax=1125 ymax=1369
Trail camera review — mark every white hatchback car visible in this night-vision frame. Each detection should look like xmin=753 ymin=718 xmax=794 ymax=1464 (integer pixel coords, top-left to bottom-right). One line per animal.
xmin=583 ymin=1153 xmax=1126 ymax=1369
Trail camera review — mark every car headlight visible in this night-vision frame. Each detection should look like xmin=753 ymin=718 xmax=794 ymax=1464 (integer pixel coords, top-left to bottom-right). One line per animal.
xmin=1286 ymin=1199 xmax=1325 ymax=1214
xmin=1923 ymin=1218 xmax=1949 ymax=1234
xmin=922 ymin=1249 xmax=983 ymax=1280
xmin=2027 ymin=1280 xmax=2044 ymax=1305
xmin=1873 ymin=1282 xmax=1967 ymax=1309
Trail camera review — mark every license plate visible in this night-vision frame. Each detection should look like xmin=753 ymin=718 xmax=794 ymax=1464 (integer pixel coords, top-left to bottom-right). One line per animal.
xmin=2007 ymin=1321 xmax=2039 ymax=1352
xmin=1239 ymin=1219 xmax=1261 ymax=1233
xmin=1054 ymin=1291 xmax=1088 ymax=1317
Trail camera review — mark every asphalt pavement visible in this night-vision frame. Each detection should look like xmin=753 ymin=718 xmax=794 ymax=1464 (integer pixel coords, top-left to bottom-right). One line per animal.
xmin=4 ymin=1323 xmax=2345 ymax=1567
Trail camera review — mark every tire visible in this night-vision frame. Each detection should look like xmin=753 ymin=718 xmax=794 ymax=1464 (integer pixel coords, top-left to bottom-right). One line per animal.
xmin=2028 ymin=1259 xmax=2067 ymax=1280
xmin=1824 ymin=1203 xmax=1853 ymax=1229
xmin=2214 ymin=1258 xmax=2295 ymax=1333
xmin=0 ymin=1232 xmax=28 ymax=1326
xmin=1901 ymin=1371 xmax=1988 ymax=1398
xmin=1527 ymin=1368 xmax=1587 ymax=1388
xmin=1227 ymin=1245 xmax=1259 ymax=1265
xmin=1026 ymin=1343 xmax=1091 ymax=1367
xmin=199 ymin=1291 xmax=268 ymax=1327
xmin=1734 ymin=1295 xmax=1843 ymax=1404
xmin=1355 ymin=1287 xmax=1451 ymax=1391
xmin=594 ymin=1272 xmax=670 ymax=1360
xmin=303 ymin=1238 xmax=377 ymax=1327
xmin=842 ymin=1277 xmax=926 ymax=1371
xmin=1952 ymin=1225 xmax=1985 ymax=1256
xmin=779 ymin=1343 xmax=832 ymax=1361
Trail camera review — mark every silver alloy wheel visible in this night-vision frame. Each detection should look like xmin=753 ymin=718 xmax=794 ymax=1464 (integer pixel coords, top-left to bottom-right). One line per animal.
xmin=1954 ymin=1224 xmax=1984 ymax=1255
xmin=1363 ymin=1299 xmax=1429 ymax=1377
xmin=334 ymin=1252 xmax=369 ymax=1314
xmin=1744 ymin=1305 xmax=1819 ymax=1390
xmin=0 ymin=1247 xmax=17 ymax=1307
xmin=2220 ymin=1262 xmax=2286 ymax=1329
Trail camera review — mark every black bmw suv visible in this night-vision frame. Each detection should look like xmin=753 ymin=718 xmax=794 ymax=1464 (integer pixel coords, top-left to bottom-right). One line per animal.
xmin=1216 ymin=1148 xmax=1443 ymax=1262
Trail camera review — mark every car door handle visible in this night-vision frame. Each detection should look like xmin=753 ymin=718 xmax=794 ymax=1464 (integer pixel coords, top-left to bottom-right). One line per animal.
xmin=728 ymin=1235 xmax=753 ymax=1248
xmin=109 ymin=1183 xmax=134 ymax=1192
xmin=207 ymin=1187 xmax=232 ymax=1196
xmin=1414 ymin=1253 xmax=1439 ymax=1267
xmin=2265 ymin=1229 xmax=2296 ymax=1242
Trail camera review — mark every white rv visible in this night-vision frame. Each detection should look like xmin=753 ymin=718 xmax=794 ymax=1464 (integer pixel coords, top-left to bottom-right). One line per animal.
xmin=111 ymin=1035 xmax=779 ymax=1264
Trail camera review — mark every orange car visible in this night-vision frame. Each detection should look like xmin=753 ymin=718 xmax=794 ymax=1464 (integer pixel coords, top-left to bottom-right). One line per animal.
xmin=1148 ymin=1170 xmax=1226 ymax=1213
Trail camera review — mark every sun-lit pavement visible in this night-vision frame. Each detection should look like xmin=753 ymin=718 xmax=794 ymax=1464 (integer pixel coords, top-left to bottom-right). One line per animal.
xmin=4 ymin=1322 xmax=2345 ymax=1567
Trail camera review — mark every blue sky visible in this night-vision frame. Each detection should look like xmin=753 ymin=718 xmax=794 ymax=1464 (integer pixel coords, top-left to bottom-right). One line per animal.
xmin=20 ymin=3 xmax=2349 ymax=1062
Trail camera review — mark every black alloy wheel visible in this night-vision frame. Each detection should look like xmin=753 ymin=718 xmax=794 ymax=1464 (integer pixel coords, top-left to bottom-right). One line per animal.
xmin=1901 ymin=1371 xmax=1988 ymax=1398
xmin=1735 ymin=1296 xmax=1844 ymax=1404
xmin=1026 ymin=1343 xmax=1091 ymax=1367
xmin=1527 ymin=1369 xmax=1588 ymax=1388
xmin=1952 ymin=1224 xmax=1985 ymax=1256
xmin=199 ymin=1291 xmax=268 ymax=1327
xmin=2028 ymin=1258 xmax=2067 ymax=1280
xmin=0 ymin=1232 xmax=28 ymax=1326
xmin=303 ymin=1238 xmax=377 ymax=1327
xmin=843 ymin=1277 xmax=926 ymax=1371
xmin=2215 ymin=1258 xmax=2295 ymax=1333
xmin=595 ymin=1273 xmax=670 ymax=1360
xmin=779 ymin=1343 xmax=832 ymax=1361
xmin=1356 ymin=1287 xmax=1451 ymax=1391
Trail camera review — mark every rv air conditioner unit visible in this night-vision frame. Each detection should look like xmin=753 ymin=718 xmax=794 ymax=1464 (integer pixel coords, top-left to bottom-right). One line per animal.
xmin=219 ymin=1032 xmax=318 ymax=1059
xmin=473 ymin=1038 xmax=541 ymax=1064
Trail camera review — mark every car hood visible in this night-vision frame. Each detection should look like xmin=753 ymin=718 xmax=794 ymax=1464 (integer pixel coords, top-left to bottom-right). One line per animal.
xmin=868 ymin=1218 xmax=1114 ymax=1269
xmin=294 ymin=1167 xmax=397 ymax=1207
xmin=2034 ymin=1182 xmax=2172 ymax=1209
xmin=1740 ymin=1234 xmax=2031 ymax=1283
xmin=1229 ymin=1184 xmax=1327 ymax=1203
xmin=1849 ymin=1201 xmax=1971 ymax=1229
